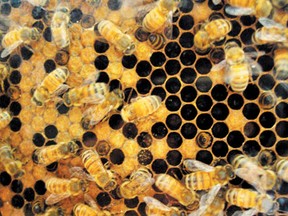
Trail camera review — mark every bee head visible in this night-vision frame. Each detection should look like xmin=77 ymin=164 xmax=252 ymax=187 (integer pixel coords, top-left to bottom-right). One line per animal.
xmin=80 ymin=180 xmax=89 ymax=193
xmin=62 ymin=93 xmax=72 ymax=107
xmin=81 ymin=117 xmax=94 ymax=130
xmin=224 ymin=164 xmax=235 ymax=179
xmin=14 ymin=169 xmax=25 ymax=179
xmin=32 ymin=150 xmax=40 ymax=164
xmin=194 ymin=30 xmax=210 ymax=53
xmin=31 ymin=28 xmax=41 ymax=41
xmin=124 ymin=43 xmax=136 ymax=56
xmin=68 ymin=141 xmax=79 ymax=155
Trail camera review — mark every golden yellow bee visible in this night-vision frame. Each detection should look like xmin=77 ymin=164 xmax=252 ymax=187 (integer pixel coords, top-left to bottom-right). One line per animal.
xmin=188 ymin=184 xmax=225 ymax=216
xmin=0 ymin=141 xmax=25 ymax=178
xmin=252 ymin=18 xmax=288 ymax=45
xmin=45 ymin=177 xmax=88 ymax=205
xmin=81 ymin=149 xmax=117 ymax=191
xmin=225 ymin=188 xmax=279 ymax=215
xmin=142 ymin=0 xmax=179 ymax=33
xmin=184 ymin=159 xmax=235 ymax=191
xmin=95 ymin=20 xmax=135 ymax=55
xmin=155 ymin=174 xmax=199 ymax=209
xmin=194 ymin=19 xmax=232 ymax=52
xmin=212 ymin=41 xmax=262 ymax=92
xmin=118 ymin=167 xmax=154 ymax=199
xmin=121 ymin=95 xmax=162 ymax=122
xmin=73 ymin=194 xmax=110 ymax=216
xmin=32 ymin=141 xmax=79 ymax=166
xmin=144 ymin=196 xmax=184 ymax=216
xmin=42 ymin=207 xmax=65 ymax=216
xmin=81 ymin=89 xmax=123 ymax=130
xmin=271 ymin=0 xmax=288 ymax=9
xmin=32 ymin=197 xmax=46 ymax=214
xmin=51 ymin=3 xmax=70 ymax=49
xmin=31 ymin=67 xmax=70 ymax=106
xmin=224 ymin=0 xmax=272 ymax=18
xmin=62 ymin=82 xmax=108 ymax=107
xmin=0 ymin=63 xmax=9 ymax=92
xmin=26 ymin=0 xmax=49 ymax=7
xmin=147 ymin=33 xmax=166 ymax=50
xmin=0 ymin=109 xmax=11 ymax=130
xmin=231 ymin=154 xmax=277 ymax=193
xmin=1 ymin=27 xmax=41 ymax=58
xmin=273 ymin=46 xmax=288 ymax=80
xmin=275 ymin=159 xmax=288 ymax=182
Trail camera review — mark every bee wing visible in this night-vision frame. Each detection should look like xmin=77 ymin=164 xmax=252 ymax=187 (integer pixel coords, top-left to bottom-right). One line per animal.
xmin=82 ymin=72 xmax=100 ymax=86
xmin=225 ymin=5 xmax=254 ymax=16
xmin=232 ymin=209 xmax=258 ymax=216
xmin=45 ymin=193 xmax=71 ymax=205
xmin=84 ymin=194 xmax=100 ymax=210
xmin=1 ymin=40 xmax=23 ymax=58
xmin=52 ymin=84 xmax=70 ymax=97
xmin=82 ymin=104 xmax=113 ymax=126
xmin=255 ymin=30 xmax=286 ymax=42
xmin=211 ymin=60 xmax=227 ymax=71
xmin=258 ymin=17 xmax=284 ymax=29
xmin=79 ymin=94 xmax=106 ymax=105
xmin=143 ymin=196 xmax=172 ymax=212
xmin=69 ymin=166 xmax=95 ymax=181
xmin=183 ymin=159 xmax=214 ymax=172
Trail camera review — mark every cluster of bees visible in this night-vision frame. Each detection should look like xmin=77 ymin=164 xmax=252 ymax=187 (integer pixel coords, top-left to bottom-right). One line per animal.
xmin=0 ymin=0 xmax=287 ymax=215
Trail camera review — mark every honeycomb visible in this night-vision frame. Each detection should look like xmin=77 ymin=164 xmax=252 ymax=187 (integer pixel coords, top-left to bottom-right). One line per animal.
xmin=0 ymin=0 xmax=287 ymax=215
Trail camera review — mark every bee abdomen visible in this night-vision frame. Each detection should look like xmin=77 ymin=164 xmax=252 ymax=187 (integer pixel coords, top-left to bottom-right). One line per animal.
xmin=148 ymin=33 xmax=165 ymax=50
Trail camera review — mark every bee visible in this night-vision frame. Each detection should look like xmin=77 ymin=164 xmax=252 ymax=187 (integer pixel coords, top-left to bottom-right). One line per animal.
xmin=0 ymin=109 xmax=12 ymax=130
xmin=196 ymin=132 xmax=213 ymax=148
xmin=26 ymin=0 xmax=49 ymax=7
xmin=31 ymin=67 xmax=70 ymax=106
xmin=155 ymin=174 xmax=199 ymax=209
xmin=95 ymin=20 xmax=135 ymax=55
xmin=81 ymin=149 xmax=117 ymax=191
xmin=211 ymin=41 xmax=262 ymax=92
xmin=224 ymin=0 xmax=272 ymax=18
xmin=0 ymin=141 xmax=25 ymax=178
xmin=225 ymin=188 xmax=279 ymax=215
xmin=194 ymin=19 xmax=232 ymax=52
xmin=32 ymin=197 xmax=46 ymax=214
xmin=81 ymin=89 xmax=123 ymax=130
xmin=252 ymin=18 xmax=288 ymax=45
xmin=231 ymin=154 xmax=277 ymax=193
xmin=258 ymin=91 xmax=277 ymax=109
xmin=273 ymin=46 xmax=288 ymax=80
xmin=32 ymin=141 xmax=79 ymax=166
xmin=1 ymin=27 xmax=41 ymax=58
xmin=121 ymin=95 xmax=162 ymax=122
xmin=42 ymin=207 xmax=65 ymax=216
xmin=141 ymin=0 xmax=179 ymax=33
xmin=62 ymin=82 xmax=108 ymax=107
xmin=188 ymin=184 xmax=225 ymax=216
xmin=184 ymin=159 xmax=235 ymax=191
xmin=271 ymin=0 xmax=288 ymax=9
xmin=118 ymin=167 xmax=155 ymax=199
xmin=275 ymin=159 xmax=288 ymax=182
xmin=0 ymin=63 xmax=9 ymax=92
xmin=73 ymin=194 xmax=110 ymax=216
xmin=144 ymin=196 xmax=184 ymax=216
xmin=51 ymin=3 xmax=70 ymax=49
xmin=147 ymin=33 xmax=166 ymax=50
xmin=45 ymin=177 xmax=88 ymax=205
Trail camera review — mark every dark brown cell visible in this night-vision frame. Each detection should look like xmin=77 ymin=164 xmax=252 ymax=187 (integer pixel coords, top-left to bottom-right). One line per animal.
xmin=152 ymin=159 xmax=168 ymax=174
xmin=110 ymin=149 xmax=125 ymax=165
xmin=242 ymin=140 xmax=261 ymax=157
xmin=212 ymin=141 xmax=228 ymax=157
xmin=137 ymin=149 xmax=153 ymax=165
xmin=81 ymin=14 xmax=95 ymax=29
xmin=82 ymin=131 xmax=97 ymax=147
xmin=244 ymin=122 xmax=260 ymax=138
xmin=96 ymin=140 xmax=111 ymax=156
xmin=55 ymin=50 xmax=69 ymax=66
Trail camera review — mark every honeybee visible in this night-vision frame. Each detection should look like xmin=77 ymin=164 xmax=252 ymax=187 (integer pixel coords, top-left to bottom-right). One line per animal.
xmin=95 ymin=20 xmax=135 ymax=55
xmin=258 ymin=91 xmax=277 ymax=109
xmin=32 ymin=141 xmax=79 ymax=166
xmin=271 ymin=0 xmax=288 ymax=9
xmin=252 ymin=18 xmax=288 ymax=45
xmin=26 ymin=0 xmax=49 ymax=7
xmin=0 ymin=141 xmax=25 ymax=178
xmin=144 ymin=196 xmax=184 ymax=216
xmin=81 ymin=89 xmax=123 ymax=130
xmin=0 ymin=109 xmax=11 ymax=130
xmin=81 ymin=149 xmax=117 ymax=191
xmin=184 ymin=159 xmax=235 ymax=191
xmin=194 ymin=19 xmax=232 ymax=52
xmin=62 ymin=82 xmax=108 ymax=107
xmin=1 ymin=27 xmax=41 ymax=58
xmin=45 ymin=177 xmax=88 ymax=205
xmin=141 ymin=0 xmax=179 ymax=33
xmin=32 ymin=197 xmax=46 ymax=214
xmin=224 ymin=0 xmax=272 ymax=18
xmin=275 ymin=159 xmax=288 ymax=182
xmin=73 ymin=194 xmax=110 ymax=216
xmin=147 ymin=33 xmax=166 ymax=50
xmin=211 ymin=41 xmax=262 ymax=92
xmin=121 ymin=95 xmax=162 ymax=122
xmin=31 ymin=67 xmax=70 ymax=106
xmin=273 ymin=46 xmax=288 ymax=80
xmin=231 ymin=154 xmax=277 ymax=193
xmin=118 ymin=167 xmax=154 ymax=199
xmin=188 ymin=184 xmax=225 ymax=216
xmin=225 ymin=188 xmax=279 ymax=215
xmin=51 ymin=3 xmax=70 ymax=49
xmin=155 ymin=174 xmax=199 ymax=209
xmin=0 ymin=63 xmax=9 ymax=92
